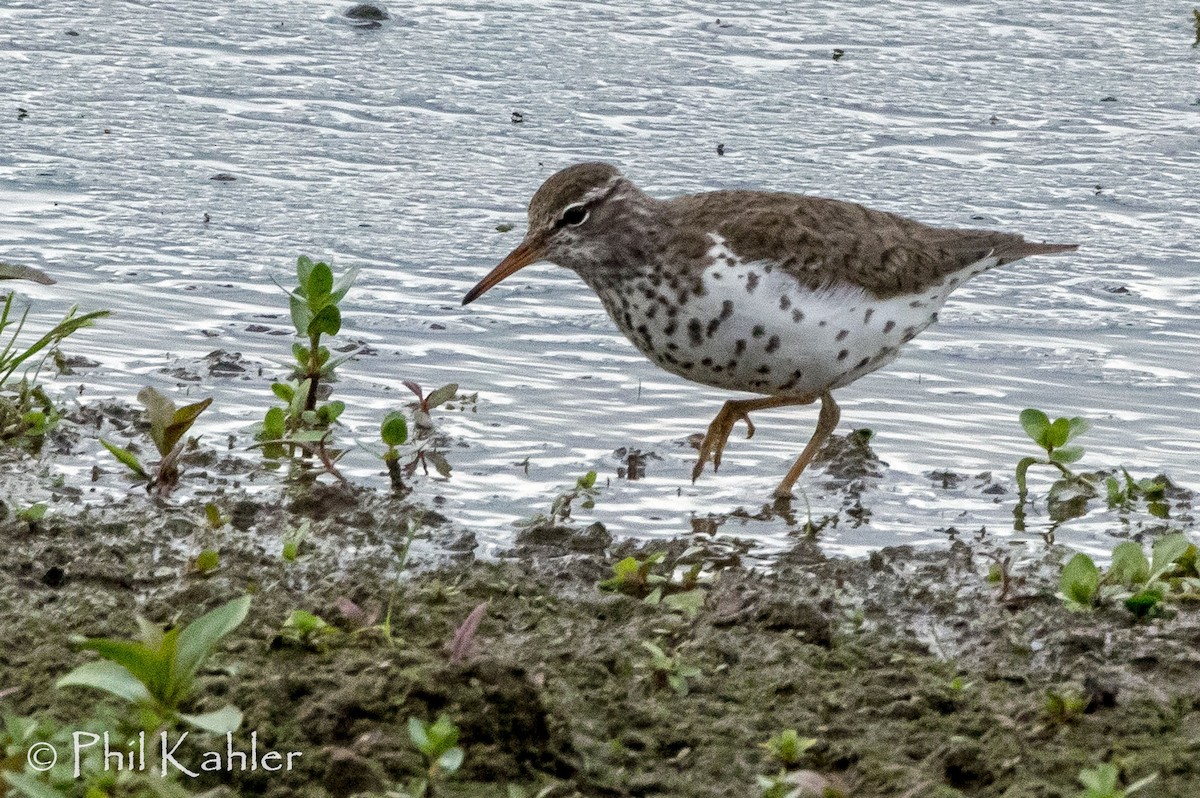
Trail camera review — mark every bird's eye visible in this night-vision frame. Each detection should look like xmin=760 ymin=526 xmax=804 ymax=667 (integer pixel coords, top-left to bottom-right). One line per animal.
xmin=558 ymin=205 xmax=589 ymax=227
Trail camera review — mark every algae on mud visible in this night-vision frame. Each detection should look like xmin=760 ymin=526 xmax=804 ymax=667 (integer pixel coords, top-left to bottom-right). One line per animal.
xmin=2 ymin=467 xmax=1199 ymax=797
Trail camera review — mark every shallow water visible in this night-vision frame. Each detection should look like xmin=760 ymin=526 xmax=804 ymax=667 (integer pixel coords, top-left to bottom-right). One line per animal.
xmin=3 ymin=0 xmax=1197 ymax=557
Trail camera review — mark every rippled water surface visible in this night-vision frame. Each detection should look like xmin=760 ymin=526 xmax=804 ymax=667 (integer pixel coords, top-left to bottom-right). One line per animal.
xmin=3 ymin=0 xmax=1198 ymax=558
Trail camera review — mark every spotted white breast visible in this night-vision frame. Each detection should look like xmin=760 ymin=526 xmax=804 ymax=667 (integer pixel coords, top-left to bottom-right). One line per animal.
xmin=599 ymin=235 xmax=1001 ymax=398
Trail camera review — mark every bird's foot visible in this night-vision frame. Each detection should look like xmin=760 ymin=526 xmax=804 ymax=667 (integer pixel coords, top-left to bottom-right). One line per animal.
xmin=691 ymin=403 xmax=756 ymax=482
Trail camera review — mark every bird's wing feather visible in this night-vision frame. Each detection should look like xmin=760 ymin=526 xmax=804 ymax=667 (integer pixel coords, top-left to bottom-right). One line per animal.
xmin=667 ymin=191 xmax=1074 ymax=299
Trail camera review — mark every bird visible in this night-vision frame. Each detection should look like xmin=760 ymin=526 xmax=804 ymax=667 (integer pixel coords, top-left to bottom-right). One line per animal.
xmin=462 ymin=162 xmax=1078 ymax=499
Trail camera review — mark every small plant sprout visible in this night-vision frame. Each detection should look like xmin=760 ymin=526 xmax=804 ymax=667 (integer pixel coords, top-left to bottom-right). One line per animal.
xmin=0 ymin=287 xmax=108 ymax=447
xmin=763 ymin=729 xmax=817 ymax=767
xmin=1058 ymin=533 xmax=1195 ymax=617
xmin=282 ymin=518 xmax=311 ymax=562
xmin=100 ymin=386 xmax=213 ymax=497
xmin=14 ymin=502 xmax=47 ymax=524
xmin=381 ymin=410 xmax=409 ymax=488
xmin=278 ymin=610 xmax=337 ymax=651
xmin=407 ymin=714 xmax=465 ymax=793
xmin=1059 ymin=553 xmax=1101 ymax=610
xmin=57 ymin=595 xmax=251 ymax=734
xmin=1044 ymin=689 xmax=1088 ymax=724
xmin=517 ymin=471 xmax=600 ymax=529
xmin=1075 ymin=762 xmax=1157 ymax=798
xmin=402 ymin=380 xmax=460 ymax=433
xmin=598 ymin=552 xmax=668 ymax=598
xmin=378 ymin=403 xmax=454 ymax=492
xmin=1105 ymin=469 xmax=1169 ymax=519
xmin=640 ymin=641 xmax=702 ymax=696
xmin=0 ymin=289 xmax=108 ymax=391
xmin=257 ymin=255 xmax=357 ymax=478
xmin=1015 ymin=409 xmax=1093 ymax=504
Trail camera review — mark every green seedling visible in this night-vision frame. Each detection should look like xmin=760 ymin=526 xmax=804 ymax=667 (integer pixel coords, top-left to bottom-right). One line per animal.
xmin=257 ymin=256 xmax=357 ymax=477
xmin=0 ymin=290 xmax=108 ymax=391
xmin=763 ymin=729 xmax=817 ymax=767
xmin=402 ymin=380 xmax=461 ymax=434
xmin=379 ymin=403 xmax=454 ymax=493
xmin=1059 ymin=534 xmax=1194 ymax=617
xmin=599 ymin=552 xmax=668 ymax=598
xmin=1060 ymin=553 xmax=1101 ymax=610
xmin=1076 ymin=762 xmax=1157 ymax=798
xmin=407 ymin=714 xmax=465 ymax=795
xmin=57 ymin=595 xmax=250 ymax=734
xmin=640 ymin=641 xmax=701 ymax=696
xmin=278 ymin=610 xmax=337 ymax=651
xmin=14 ymin=503 xmax=47 ymax=524
xmin=1015 ymin=409 xmax=1092 ymax=503
xmin=1044 ymin=689 xmax=1088 ymax=724
xmin=193 ymin=549 xmax=220 ymax=576
xmin=282 ymin=519 xmax=311 ymax=562
xmin=0 ymin=288 xmax=107 ymax=448
xmin=1105 ymin=469 xmax=1169 ymax=519
xmin=100 ymin=386 xmax=212 ymax=497
xmin=517 ymin=471 xmax=600 ymax=529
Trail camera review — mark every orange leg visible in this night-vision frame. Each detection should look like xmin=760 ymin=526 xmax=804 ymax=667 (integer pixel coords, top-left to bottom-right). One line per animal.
xmin=691 ymin=393 xmax=819 ymax=483
xmin=772 ymin=391 xmax=840 ymax=499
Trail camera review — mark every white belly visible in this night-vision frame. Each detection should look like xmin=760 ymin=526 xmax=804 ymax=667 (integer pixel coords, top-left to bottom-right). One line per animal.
xmin=599 ymin=250 xmax=997 ymax=397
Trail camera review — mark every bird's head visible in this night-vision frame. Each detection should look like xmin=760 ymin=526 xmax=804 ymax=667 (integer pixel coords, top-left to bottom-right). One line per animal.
xmin=462 ymin=162 xmax=643 ymax=304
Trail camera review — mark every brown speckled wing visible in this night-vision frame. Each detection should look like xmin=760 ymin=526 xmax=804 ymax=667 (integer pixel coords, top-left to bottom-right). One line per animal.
xmin=667 ymin=190 xmax=1077 ymax=299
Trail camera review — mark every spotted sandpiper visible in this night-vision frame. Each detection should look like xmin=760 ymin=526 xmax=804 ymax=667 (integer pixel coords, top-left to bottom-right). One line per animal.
xmin=463 ymin=162 xmax=1078 ymax=499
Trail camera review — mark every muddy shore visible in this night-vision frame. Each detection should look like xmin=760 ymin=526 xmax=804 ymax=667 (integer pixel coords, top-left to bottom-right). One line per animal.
xmin=3 ymin=430 xmax=1199 ymax=798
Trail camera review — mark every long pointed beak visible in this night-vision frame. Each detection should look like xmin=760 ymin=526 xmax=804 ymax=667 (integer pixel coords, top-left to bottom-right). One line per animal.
xmin=462 ymin=235 xmax=547 ymax=305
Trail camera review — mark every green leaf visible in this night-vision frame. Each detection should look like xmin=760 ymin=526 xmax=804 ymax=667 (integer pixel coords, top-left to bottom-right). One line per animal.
xmin=195 ymin=549 xmax=220 ymax=574
xmin=1060 ymin=553 xmax=1100 ymax=608
xmin=577 ymin=470 xmax=597 ymax=489
xmin=289 ymin=292 xmax=312 ymax=337
xmin=180 ymin=705 xmax=243 ymax=734
xmin=381 ymin=412 xmax=408 ymax=446
xmin=137 ymin=386 xmax=176 ymax=452
xmin=425 ymin=383 xmax=458 ymax=409
xmin=305 ymin=262 xmax=333 ymax=308
xmin=271 ymin=382 xmax=294 ymax=403
xmin=174 ymin=595 xmax=252 ymax=683
xmin=1066 ymin=416 xmax=1090 ymax=442
xmin=56 ymin=660 xmax=152 ymax=704
xmin=1048 ymin=445 xmax=1084 ymax=464
xmin=662 ymin=589 xmax=706 ymax=619
xmin=408 ymin=716 xmax=430 ymax=752
xmin=263 ymin=407 xmax=285 ymax=439
xmin=1078 ymin=763 xmax=1118 ymax=792
xmin=316 ymin=400 xmax=345 ymax=425
xmin=1108 ymin=541 xmax=1149 ymax=587
xmin=1046 ymin=417 xmax=1071 ymax=449
xmin=1149 ymin=533 xmax=1190 ymax=581
xmin=1019 ymin=409 xmax=1050 ymax=444
xmin=76 ymin=637 xmax=164 ymax=690
xmin=296 ymin=255 xmax=316 ymax=286
xmin=307 ymin=305 xmax=341 ymax=337
xmin=1124 ymin=588 xmax=1163 ymax=619
xmin=425 ymin=451 xmax=452 ymax=478
xmin=160 ymin=397 xmax=213 ymax=456
xmin=437 ymin=746 xmax=464 ymax=773
xmin=329 ymin=266 xmax=360 ymax=303
xmin=100 ymin=438 xmax=149 ymax=479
